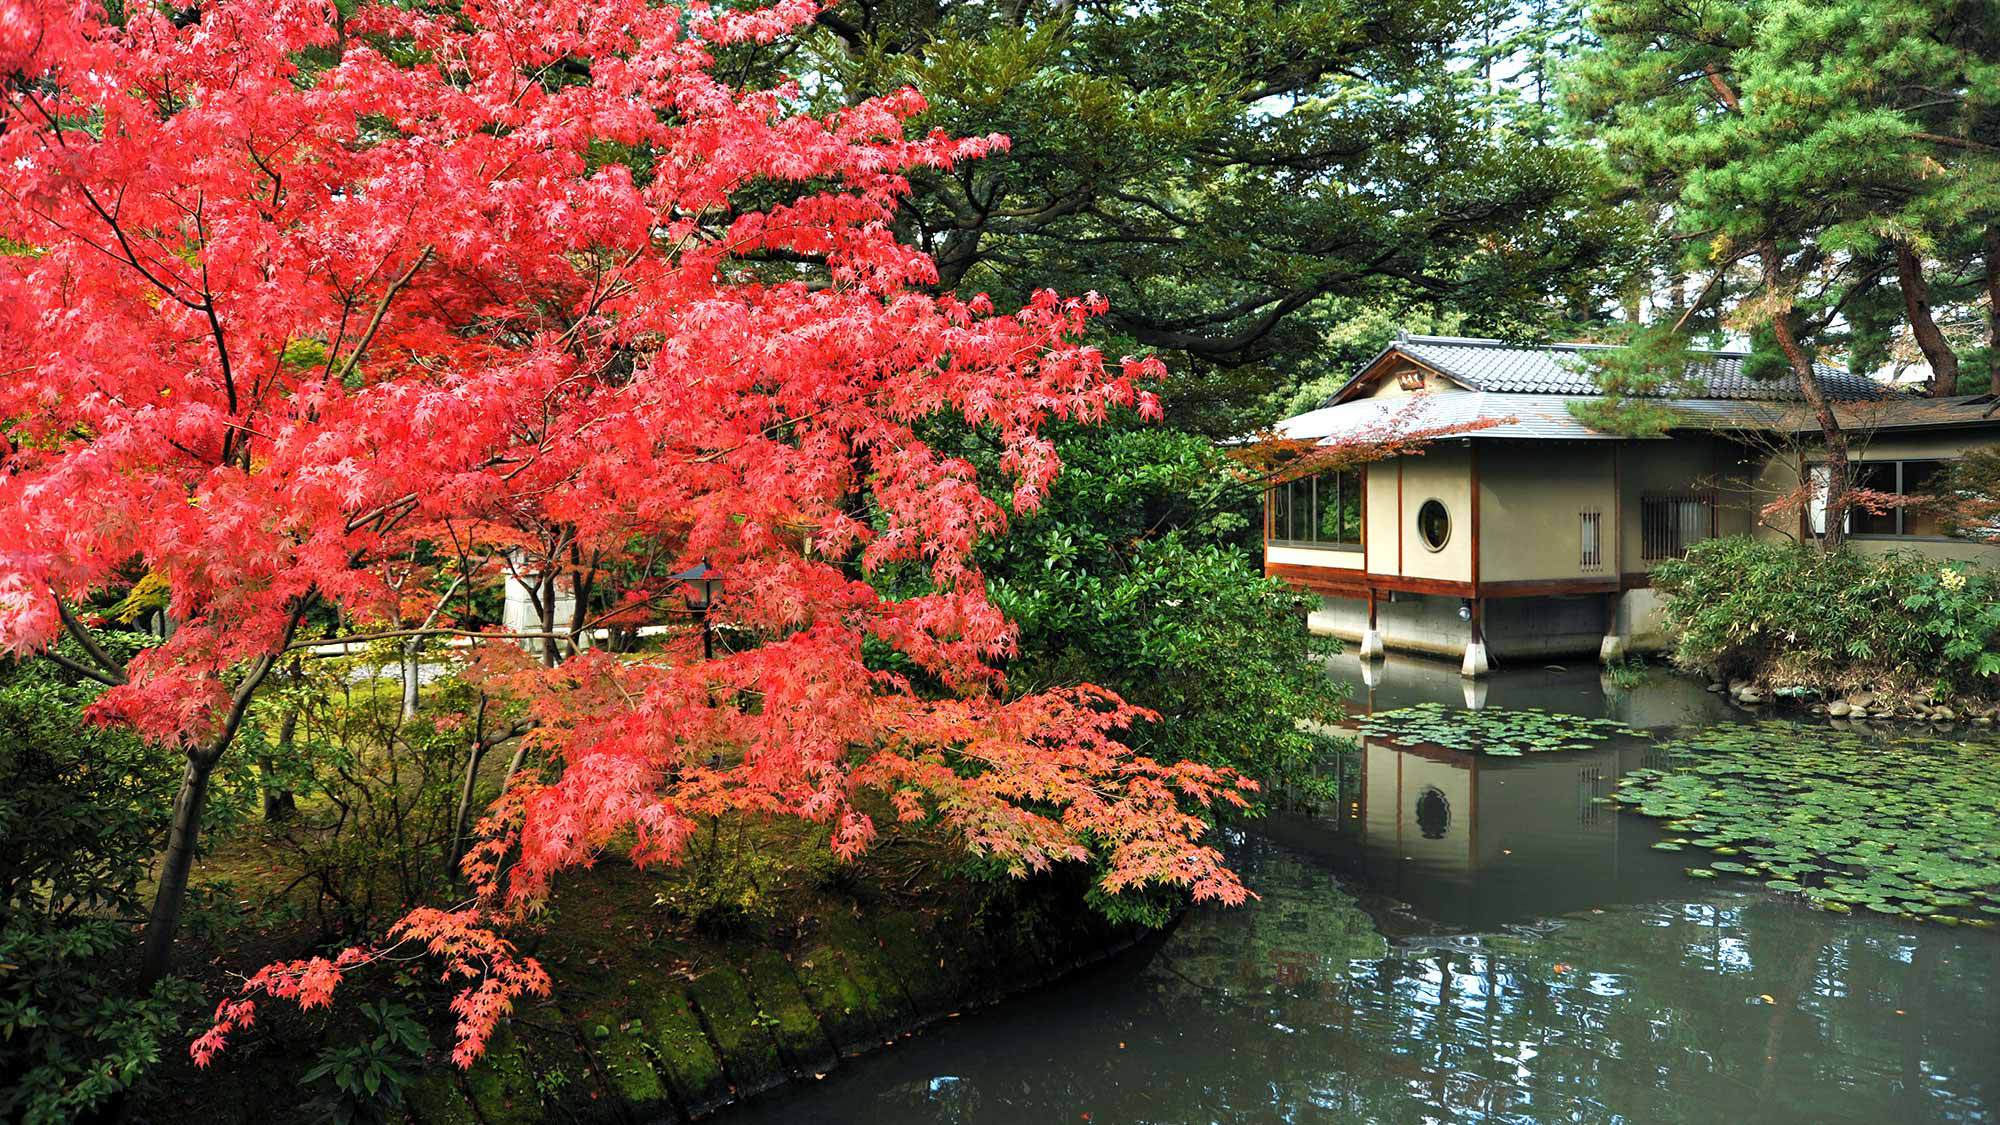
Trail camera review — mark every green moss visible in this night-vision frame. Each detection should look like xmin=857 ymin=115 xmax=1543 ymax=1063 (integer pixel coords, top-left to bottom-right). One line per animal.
xmin=687 ymin=968 xmax=787 ymax=1092
xmin=787 ymin=940 xmax=881 ymax=1053
xmin=737 ymin=950 xmax=836 ymax=1072
xmin=815 ymin=910 xmax=918 ymax=1026
xmin=868 ymin=911 xmax=958 ymax=1018
xmin=588 ymin=1022 xmax=670 ymax=1110
xmin=644 ymin=988 xmax=728 ymax=1112
xmin=403 ymin=1072 xmax=479 ymax=1125
xmin=460 ymin=1029 xmax=541 ymax=1125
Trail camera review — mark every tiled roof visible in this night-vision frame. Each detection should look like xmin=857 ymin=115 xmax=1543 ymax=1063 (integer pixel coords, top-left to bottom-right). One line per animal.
xmin=1273 ymin=392 xmax=2000 ymax=448
xmin=1276 ymin=393 xmax=1634 ymax=444
xmin=1341 ymin=335 xmax=1887 ymax=404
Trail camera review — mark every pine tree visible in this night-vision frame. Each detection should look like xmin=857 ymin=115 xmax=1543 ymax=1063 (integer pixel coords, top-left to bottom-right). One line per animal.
xmin=1568 ymin=0 xmax=2000 ymax=546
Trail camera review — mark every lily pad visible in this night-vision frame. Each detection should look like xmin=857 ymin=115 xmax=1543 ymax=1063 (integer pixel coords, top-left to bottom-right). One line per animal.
xmin=1359 ymin=702 xmax=1644 ymax=757
xmin=1612 ymin=721 xmax=2000 ymax=923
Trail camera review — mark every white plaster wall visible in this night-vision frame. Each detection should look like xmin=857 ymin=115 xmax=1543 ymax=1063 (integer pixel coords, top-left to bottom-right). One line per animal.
xmin=1268 ymin=544 xmax=1364 ymax=570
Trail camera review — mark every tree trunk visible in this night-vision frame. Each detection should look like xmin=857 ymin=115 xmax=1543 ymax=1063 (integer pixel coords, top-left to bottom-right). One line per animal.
xmin=447 ymin=696 xmax=491 ymax=880
xmin=1985 ymin=227 xmax=2000 ymax=395
xmin=140 ymin=752 xmax=218 ymax=984
xmin=259 ymin=704 xmax=299 ymax=821
xmin=539 ymin=573 xmax=560 ymax=668
xmin=1893 ymin=242 xmax=1960 ymax=397
xmin=1764 ymin=243 xmax=1849 ymax=551
xmin=400 ymin=638 xmax=422 ymax=719
xmin=133 ymin=629 xmax=294 ymax=984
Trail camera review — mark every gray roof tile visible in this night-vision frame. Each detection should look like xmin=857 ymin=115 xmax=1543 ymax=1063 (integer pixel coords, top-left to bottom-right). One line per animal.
xmin=1372 ymin=335 xmax=1885 ymax=403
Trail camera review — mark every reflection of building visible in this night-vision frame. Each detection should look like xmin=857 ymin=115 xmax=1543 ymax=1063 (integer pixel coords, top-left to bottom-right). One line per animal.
xmin=1267 ymin=731 xmax=1687 ymax=928
xmin=1263 ymin=335 xmax=2000 ymax=676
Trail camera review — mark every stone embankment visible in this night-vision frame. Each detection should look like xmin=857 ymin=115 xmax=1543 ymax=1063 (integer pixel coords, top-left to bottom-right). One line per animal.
xmin=405 ymin=887 xmax=1145 ymax=1123
xmin=1707 ymin=678 xmax=2000 ymax=727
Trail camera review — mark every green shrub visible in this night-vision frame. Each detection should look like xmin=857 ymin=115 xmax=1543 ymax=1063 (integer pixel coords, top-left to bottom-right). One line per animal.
xmin=1651 ymin=538 xmax=2000 ymax=699
xmin=980 ymin=425 xmax=1349 ymax=791
xmin=300 ymin=1000 xmax=432 ymax=1125
xmin=0 ymin=677 xmax=200 ymax=1124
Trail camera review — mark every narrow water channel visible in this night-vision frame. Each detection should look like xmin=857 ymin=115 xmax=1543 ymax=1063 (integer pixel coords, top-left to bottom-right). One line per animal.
xmin=721 ymin=656 xmax=2000 ymax=1123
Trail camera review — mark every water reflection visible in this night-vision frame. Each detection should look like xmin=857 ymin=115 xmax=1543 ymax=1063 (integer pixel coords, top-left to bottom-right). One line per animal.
xmin=721 ymin=660 xmax=2000 ymax=1124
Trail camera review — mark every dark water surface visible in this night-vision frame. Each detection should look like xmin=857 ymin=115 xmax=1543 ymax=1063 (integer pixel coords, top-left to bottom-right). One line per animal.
xmin=720 ymin=656 xmax=2000 ymax=1124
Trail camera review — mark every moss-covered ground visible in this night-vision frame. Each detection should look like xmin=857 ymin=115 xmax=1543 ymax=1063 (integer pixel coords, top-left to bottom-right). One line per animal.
xmin=137 ymin=812 xmax=1137 ymax=1123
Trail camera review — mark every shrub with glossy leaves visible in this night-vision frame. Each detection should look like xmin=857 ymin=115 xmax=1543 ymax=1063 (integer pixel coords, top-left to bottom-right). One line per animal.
xmin=1651 ymin=537 xmax=2000 ymax=699
xmin=0 ymin=676 xmax=200 ymax=1124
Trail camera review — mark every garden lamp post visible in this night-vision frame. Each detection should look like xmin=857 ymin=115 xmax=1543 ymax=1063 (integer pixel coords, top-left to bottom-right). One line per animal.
xmin=672 ymin=560 xmax=724 ymax=660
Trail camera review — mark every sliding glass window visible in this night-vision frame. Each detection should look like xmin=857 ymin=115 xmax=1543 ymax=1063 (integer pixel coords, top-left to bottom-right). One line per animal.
xmin=1269 ymin=468 xmax=1363 ymax=550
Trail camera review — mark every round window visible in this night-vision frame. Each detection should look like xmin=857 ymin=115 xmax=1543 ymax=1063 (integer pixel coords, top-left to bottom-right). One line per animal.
xmin=1417 ymin=499 xmax=1450 ymax=552
xmin=1416 ymin=786 xmax=1451 ymax=840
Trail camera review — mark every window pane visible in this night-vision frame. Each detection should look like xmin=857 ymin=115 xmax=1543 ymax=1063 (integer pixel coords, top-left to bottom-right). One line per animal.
xmin=1290 ymin=478 xmax=1311 ymax=542
xmin=1852 ymin=462 xmax=1897 ymax=535
xmin=1342 ymin=469 xmax=1363 ymax=543
xmin=1903 ymin=460 xmax=1949 ymax=537
xmin=1319 ymin=473 xmax=1343 ymax=542
xmin=1417 ymin=499 xmax=1450 ymax=551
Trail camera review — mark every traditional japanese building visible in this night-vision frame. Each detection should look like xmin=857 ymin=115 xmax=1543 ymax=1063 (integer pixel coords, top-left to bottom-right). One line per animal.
xmin=1265 ymin=334 xmax=2000 ymax=675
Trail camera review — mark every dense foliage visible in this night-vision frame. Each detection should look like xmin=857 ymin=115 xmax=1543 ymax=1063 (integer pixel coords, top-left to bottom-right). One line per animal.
xmin=774 ymin=0 xmax=1637 ymax=433
xmin=0 ymin=669 xmax=201 ymax=1123
xmin=980 ymin=425 xmax=1345 ymax=789
xmin=1651 ymin=538 xmax=2000 ymax=699
xmin=1571 ymin=0 xmax=1999 ymax=398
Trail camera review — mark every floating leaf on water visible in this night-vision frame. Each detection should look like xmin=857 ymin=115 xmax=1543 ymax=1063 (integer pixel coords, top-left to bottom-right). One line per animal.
xmin=1611 ymin=721 xmax=2000 ymax=924
xmin=1357 ymin=702 xmax=1645 ymax=758
xmin=1652 ymin=842 xmax=1684 ymax=852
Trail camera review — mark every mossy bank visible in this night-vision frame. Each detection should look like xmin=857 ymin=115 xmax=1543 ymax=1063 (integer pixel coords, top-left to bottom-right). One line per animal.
xmin=135 ymin=821 xmax=1149 ymax=1124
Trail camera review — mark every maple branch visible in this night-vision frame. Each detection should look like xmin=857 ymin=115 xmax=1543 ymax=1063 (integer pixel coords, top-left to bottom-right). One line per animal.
xmin=54 ymin=594 xmax=129 ymax=684
xmin=288 ymin=627 xmax=591 ymax=651
xmin=330 ymin=246 xmax=435 ymax=385
xmin=39 ymin=647 xmax=126 ymax=688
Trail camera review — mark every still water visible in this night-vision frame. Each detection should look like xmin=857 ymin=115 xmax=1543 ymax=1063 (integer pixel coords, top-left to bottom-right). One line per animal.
xmin=725 ymin=656 xmax=2000 ymax=1123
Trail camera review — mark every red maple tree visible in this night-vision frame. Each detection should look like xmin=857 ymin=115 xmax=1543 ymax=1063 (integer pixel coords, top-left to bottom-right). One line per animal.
xmin=0 ymin=0 xmax=1254 ymax=1067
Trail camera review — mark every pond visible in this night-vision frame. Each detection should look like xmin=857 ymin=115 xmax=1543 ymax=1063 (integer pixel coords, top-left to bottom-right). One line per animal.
xmin=719 ymin=655 xmax=2000 ymax=1124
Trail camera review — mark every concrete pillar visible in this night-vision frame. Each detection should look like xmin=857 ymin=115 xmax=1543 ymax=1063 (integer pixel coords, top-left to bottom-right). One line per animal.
xmin=1359 ymin=589 xmax=1384 ymax=660
xmin=1461 ymin=598 xmax=1488 ymax=679
xmin=1359 ymin=628 xmax=1385 ymax=661
xmin=1599 ymin=592 xmax=1628 ymax=666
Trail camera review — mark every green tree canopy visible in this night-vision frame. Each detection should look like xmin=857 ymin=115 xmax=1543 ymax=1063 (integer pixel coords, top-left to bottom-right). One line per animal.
xmin=772 ymin=0 xmax=1637 ymax=432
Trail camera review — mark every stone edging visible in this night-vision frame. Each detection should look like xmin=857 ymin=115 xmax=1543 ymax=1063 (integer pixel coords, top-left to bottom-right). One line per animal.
xmin=405 ymin=888 xmax=1147 ymax=1123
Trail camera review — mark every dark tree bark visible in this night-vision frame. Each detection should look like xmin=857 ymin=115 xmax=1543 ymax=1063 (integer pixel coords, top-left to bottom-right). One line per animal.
xmin=138 ymin=607 xmax=304 ymax=984
xmin=1985 ymin=227 xmax=2000 ymax=395
xmin=259 ymin=703 xmax=299 ymax=821
xmin=140 ymin=753 xmax=218 ymax=984
xmin=1763 ymin=243 xmax=1850 ymax=551
xmin=1893 ymin=242 xmax=1961 ymax=397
